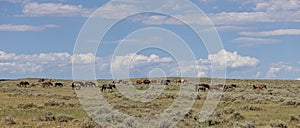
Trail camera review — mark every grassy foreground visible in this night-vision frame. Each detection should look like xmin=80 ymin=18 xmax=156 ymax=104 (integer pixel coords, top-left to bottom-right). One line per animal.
xmin=0 ymin=78 xmax=299 ymax=128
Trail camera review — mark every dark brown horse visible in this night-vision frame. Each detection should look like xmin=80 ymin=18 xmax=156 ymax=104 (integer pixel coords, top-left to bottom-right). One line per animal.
xmin=253 ymin=84 xmax=267 ymax=89
xmin=101 ymin=83 xmax=116 ymax=92
xmin=42 ymin=82 xmax=53 ymax=88
xmin=54 ymin=83 xmax=63 ymax=87
xmin=195 ymin=84 xmax=210 ymax=92
xmin=224 ymin=84 xmax=237 ymax=91
xmin=143 ymin=80 xmax=151 ymax=84
xmin=18 ymin=81 xmax=30 ymax=88
xmin=38 ymin=78 xmax=45 ymax=82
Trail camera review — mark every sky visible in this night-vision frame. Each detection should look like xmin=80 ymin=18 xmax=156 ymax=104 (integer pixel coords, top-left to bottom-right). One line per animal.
xmin=0 ymin=0 xmax=300 ymax=80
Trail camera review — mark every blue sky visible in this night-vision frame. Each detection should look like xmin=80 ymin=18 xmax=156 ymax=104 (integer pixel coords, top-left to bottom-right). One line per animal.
xmin=0 ymin=0 xmax=300 ymax=80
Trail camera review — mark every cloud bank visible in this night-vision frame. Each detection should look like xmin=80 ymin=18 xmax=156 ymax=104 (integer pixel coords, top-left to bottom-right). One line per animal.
xmin=0 ymin=50 xmax=260 ymax=79
xmin=0 ymin=24 xmax=58 ymax=32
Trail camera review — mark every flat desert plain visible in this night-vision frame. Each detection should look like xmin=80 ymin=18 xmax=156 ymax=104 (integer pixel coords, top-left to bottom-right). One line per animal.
xmin=0 ymin=78 xmax=299 ymax=128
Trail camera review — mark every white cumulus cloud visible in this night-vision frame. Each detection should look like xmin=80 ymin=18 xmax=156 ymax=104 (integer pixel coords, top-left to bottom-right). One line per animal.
xmin=253 ymin=0 xmax=300 ymax=12
xmin=0 ymin=50 xmax=95 ymax=75
xmin=94 ymin=3 xmax=139 ymax=19
xmin=22 ymin=2 xmax=94 ymax=17
xmin=207 ymin=50 xmax=259 ymax=68
xmin=232 ymin=37 xmax=280 ymax=46
xmin=0 ymin=24 xmax=58 ymax=32
xmin=266 ymin=63 xmax=293 ymax=78
xmin=240 ymin=29 xmax=300 ymax=37
xmin=72 ymin=53 xmax=95 ymax=64
xmin=112 ymin=53 xmax=173 ymax=71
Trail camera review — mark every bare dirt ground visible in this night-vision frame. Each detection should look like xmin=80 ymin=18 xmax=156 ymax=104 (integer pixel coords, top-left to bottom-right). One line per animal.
xmin=0 ymin=78 xmax=299 ymax=128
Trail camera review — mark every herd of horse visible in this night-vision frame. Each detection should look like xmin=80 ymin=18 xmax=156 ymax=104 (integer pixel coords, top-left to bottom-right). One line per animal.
xmin=195 ymin=83 xmax=267 ymax=92
xmin=195 ymin=83 xmax=237 ymax=92
xmin=70 ymin=81 xmax=115 ymax=92
xmin=16 ymin=78 xmax=268 ymax=93
xmin=17 ymin=80 xmax=64 ymax=88
xmin=134 ymin=79 xmax=185 ymax=85
xmin=17 ymin=80 xmax=116 ymax=92
xmin=113 ymin=79 xmax=183 ymax=85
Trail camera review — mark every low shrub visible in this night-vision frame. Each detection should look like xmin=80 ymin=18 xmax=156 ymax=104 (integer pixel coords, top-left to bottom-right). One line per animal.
xmin=223 ymin=108 xmax=235 ymax=115
xmin=18 ymin=103 xmax=38 ymax=109
xmin=1 ymin=116 xmax=16 ymax=125
xmin=205 ymin=117 xmax=225 ymax=126
xmin=81 ymin=117 xmax=101 ymax=128
xmin=44 ymin=100 xmax=65 ymax=106
xmin=269 ymin=119 xmax=288 ymax=128
xmin=56 ymin=114 xmax=74 ymax=122
xmin=124 ymin=118 xmax=138 ymax=128
xmin=282 ymin=99 xmax=300 ymax=106
xmin=61 ymin=96 xmax=72 ymax=100
xmin=235 ymin=121 xmax=255 ymax=128
xmin=68 ymin=103 xmax=79 ymax=107
xmin=240 ymin=105 xmax=263 ymax=111
xmin=231 ymin=112 xmax=245 ymax=121
xmin=42 ymin=111 xmax=56 ymax=121
xmin=37 ymin=112 xmax=74 ymax=123
xmin=290 ymin=115 xmax=299 ymax=122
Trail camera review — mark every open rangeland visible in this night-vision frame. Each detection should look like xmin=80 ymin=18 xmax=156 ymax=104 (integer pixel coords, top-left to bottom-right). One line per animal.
xmin=0 ymin=78 xmax=300 ymax=128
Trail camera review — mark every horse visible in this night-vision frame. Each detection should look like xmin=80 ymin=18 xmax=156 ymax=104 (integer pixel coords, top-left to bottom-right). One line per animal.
xmin=150 ymin=80 xmax=158 ymax=84
xmin=42 ymin=82 xmax=53 ymax=88
xmin=224 ymin=84 xmax=237 ymax=91
xmin=54 ymin=83 xmax=63 ymax=87
xmin=176 ymin=79 xmax=187 ymax=83
xmin=211 ymin=84 xmax=224 ymax=90
xmin=253 ymin=84 xmax=267 ymax=89
xmin=113 ymin=79 xmax=123 ymax=84
xmin=161 ymin=80 xmax=171 ymax=85
xmin=143 ymin=80 xmax=151 ymax=84
xmin=136 ymin=80 xmax=143 ymax=84
xmin=71 ymin=82 xmax=84 ymax=90
xmin=38 ymin=78 xmax=45 ymax=82
xmin=101 ymin=83 xmax=116 ymax=92
xmin=122 ymin=80 xmax=129 ymax=84
xmin=195 ymin=84 xmax=210 ymax=92
xmin=18 ymin=81 xmax=30 ymax=88
xmin=85 ymin=81 xmax=96 ymax=87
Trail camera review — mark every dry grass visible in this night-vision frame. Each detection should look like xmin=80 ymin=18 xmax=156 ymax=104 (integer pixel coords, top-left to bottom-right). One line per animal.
xmin=0 ymin=78 xmax=299 ymax=127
